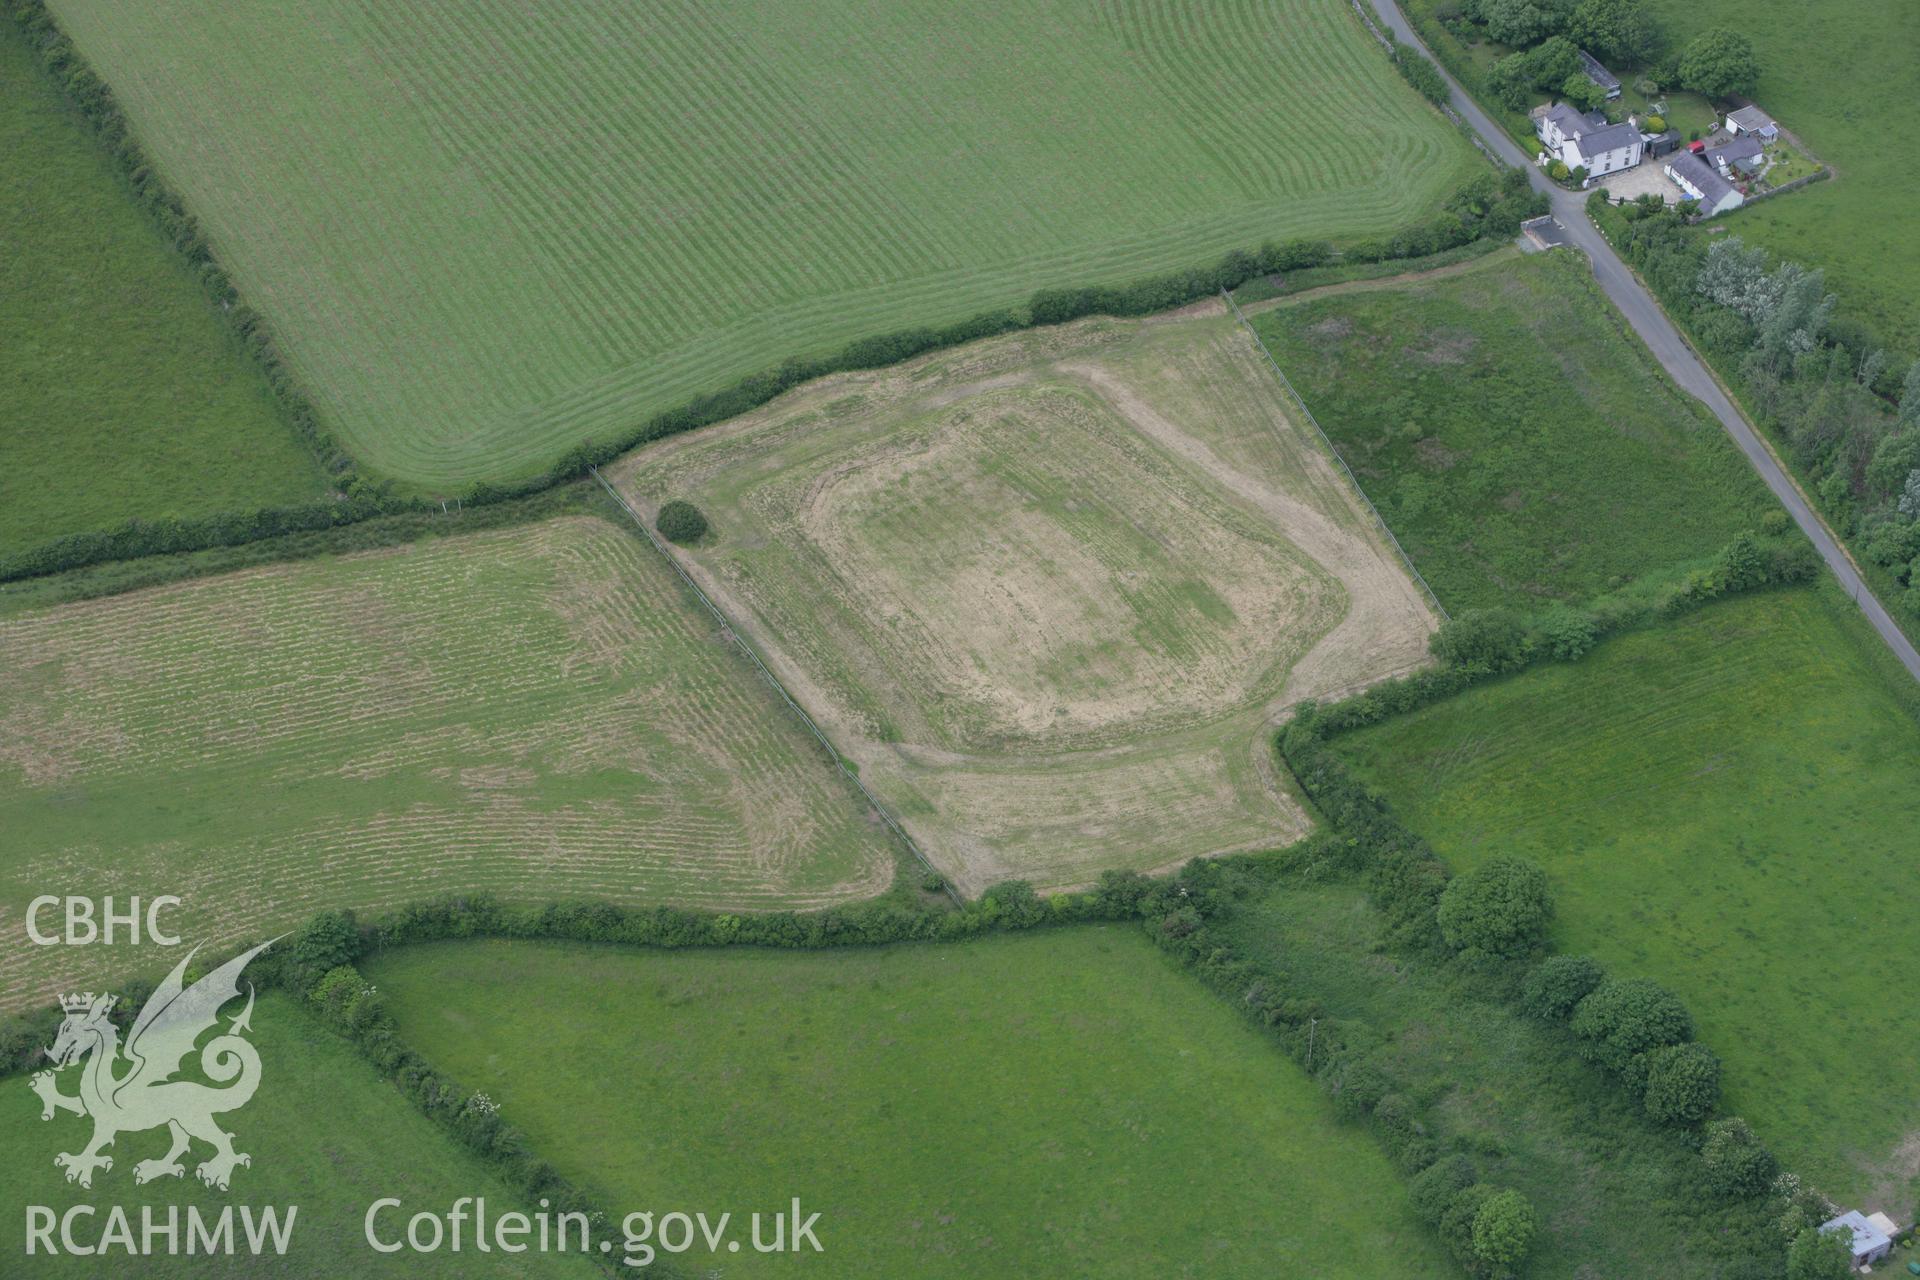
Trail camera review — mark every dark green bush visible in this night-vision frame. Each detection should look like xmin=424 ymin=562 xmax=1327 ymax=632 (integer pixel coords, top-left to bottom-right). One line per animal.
xmin=1392 ymin=45 xmax=1451 ymax=105
xmin=1409 ymin=1155 xmax=1479 ymax=1225
xmin=1534 ymin=605 xmax=1600 ymax=660
xmin=1519 ymin=954 xmax=1605 ymax=1021
xmin=1570 ymin=977 xmax=1694 ymax=1086
xmin=655 ymin=500 xmax=709 ymax=544
xmin=1437 ymin=1183 xmax=1497 ymax=1265
xmin=1642 ymin=1041 xmax=1722 ymax=1125
xmin=1470 ymin=1188 xmax=1539 ymax=1274
xmin=1429 ymin=608 xmax=1531 ymax=671
xmin=1699 ymin=1117 xmax=1779 ymax=1199
xmin=1436 ymin=855 xmax=1553 ymax=959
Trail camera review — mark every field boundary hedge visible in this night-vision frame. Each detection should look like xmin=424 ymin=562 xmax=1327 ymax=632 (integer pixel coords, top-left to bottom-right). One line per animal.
xmin=1585 ymin=194 xmax=1920 ymax=657
xmin=1270 ymin=582 xmax=1851 ymax=1269
xmin=0 ymin=482 xmax=602 ymax=617
xmin=0 ymin=860 xmax=1511 ymax=1275
xmin=5 ymin=1 xmax=356 ymax=479
xmin=4 ymin=0 xmax=1538 ymax=589
xmin=589 ymin=466 xmax=959 ymax=907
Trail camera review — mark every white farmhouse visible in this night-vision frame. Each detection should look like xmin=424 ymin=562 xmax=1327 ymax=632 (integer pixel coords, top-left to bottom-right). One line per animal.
xmin=1535 ymin=103 xmax=1642 ymax=183
xmin=1665 ymin=151 xmax=1745 ymax=217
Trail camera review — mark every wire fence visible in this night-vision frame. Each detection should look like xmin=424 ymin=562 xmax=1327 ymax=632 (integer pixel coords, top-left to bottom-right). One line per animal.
xmin=1220 ymin=289 xmax=1451 ymax=622
xmin=590 ymin=467 xmax=961 ymax=906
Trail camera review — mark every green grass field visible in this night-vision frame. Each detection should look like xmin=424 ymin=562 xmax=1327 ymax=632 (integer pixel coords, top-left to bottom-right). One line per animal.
xmin=1219 ymin=876 xmax=1776 ymax=1278
xmin=1332 ymin=587 xmax=1920 ymax=1208
xmin=1251 ymin=251 xmax=1772 ymax=610
xmin=0 ymin=993 xmax=591 ymax=1277
xmin=620 ymin=309 xmax=1439 ymax=892
xmin=0 ymin=516 xmax=894 ymax=1012
xmin=44 ymin=0 xmax=1482 ymax=488
xmin=371 ymin=929 xmax=1455 ymax=1278
xmin=0 ymin=23 xmax=326 ymax=560
xmin=1642 ymin=0 xmax=1920 ymax=351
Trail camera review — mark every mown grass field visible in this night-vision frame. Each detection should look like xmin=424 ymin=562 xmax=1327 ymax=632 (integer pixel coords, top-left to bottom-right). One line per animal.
xmin=0 ymin=993 xmax=592 ymax=1277
xmin=0 ymin=22 xmax=326 ymax=560
xmin=44 ymin=0 xmax=1482 ymax=488
xmin=371 ymin=929 xmax=1455 ymax=1279
xmin=0 ymin=516 xmax=893 ymax=1012
xmin=620 ymin=310 xmax=1438 ymax=892
xmin=1332 ymin=587 xmax=1920 ymax=1207
xmin=1252 ymin=251 xmax=1771 ymax=610
xmin=1220 ymin=876 xmax=1778 ymax=1278
xmin=1642 ymin=0 xmax=1920 ymax=351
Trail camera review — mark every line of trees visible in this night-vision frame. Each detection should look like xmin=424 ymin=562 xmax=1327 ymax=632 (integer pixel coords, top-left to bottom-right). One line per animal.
xmin=1279 ymin=682 xmax=1847 ymax=1277
xmin=1597 ymin=196 xmax=1920 ymax=621
xmin=1447 ymin=0 xmax=1758 ymax=110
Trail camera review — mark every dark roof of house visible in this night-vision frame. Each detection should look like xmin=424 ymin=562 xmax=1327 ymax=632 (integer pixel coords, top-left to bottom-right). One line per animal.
xmin=1573 ymin=121 xmax=1639 ymax=160
xmin=1668 ymin=151 xmax=1737 ymax=206
xmin=1539 ymin=102 xmax=1610 ymax=139
xmin=1578 ymin=49 xmax=1620 ymax=89
xmin=1705 ymin=133 xmax=1764 ymax=169
xmin=1727 ymin=105 xmax=1776 ymax=131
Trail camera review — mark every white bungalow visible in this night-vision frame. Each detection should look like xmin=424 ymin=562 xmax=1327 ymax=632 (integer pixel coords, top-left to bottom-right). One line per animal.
xmin=1665 ymin=151 xmax=1745 ymax=217
xmin=1725 ymin=105 xmax=1779 ymax=140
xmin=1818 ymin=1210 xmax=1893 ymax=1269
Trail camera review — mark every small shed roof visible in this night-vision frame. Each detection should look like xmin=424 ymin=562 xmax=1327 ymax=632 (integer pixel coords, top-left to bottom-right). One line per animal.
xmin=1727 ymin=105 xmax=1776 ymax=132
xmin=1820 ymin=1210 xmax=1891 ymax=1261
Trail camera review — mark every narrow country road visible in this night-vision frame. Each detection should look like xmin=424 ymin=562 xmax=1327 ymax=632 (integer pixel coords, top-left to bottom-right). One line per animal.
xmin=1367 ymin=0 xmax=1920 ymax=682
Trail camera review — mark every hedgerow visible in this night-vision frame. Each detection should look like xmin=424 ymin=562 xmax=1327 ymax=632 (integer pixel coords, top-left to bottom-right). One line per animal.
xmin=1390 ymin=43 xmax=1451 ymax=106
xmin=1591 ymin=192 xmax=1920 ymax=639
xmin=6 ymin=0 xmax=351 ymax=483
xmin=1271 ymin=582 xmax=1845 ymax=1267
xmin=5 ymin=0 xmax=1550 ymax=589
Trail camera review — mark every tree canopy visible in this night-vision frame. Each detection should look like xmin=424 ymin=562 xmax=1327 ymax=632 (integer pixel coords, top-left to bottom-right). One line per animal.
xmin=1437 ymin=856 xmax=1554 ymax=958
xmin=1570 ymin=0 xmax=1660 ymax=68
xmin=1677 ymin=28 xmax=1759 ymax=98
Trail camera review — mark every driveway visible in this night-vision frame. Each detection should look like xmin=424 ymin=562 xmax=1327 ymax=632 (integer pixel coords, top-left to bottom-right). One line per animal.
xmin=1595 ymin=165 xmax=1679 ymax=205
xmin=1366 ymin=0 xmax=1920 ymax=684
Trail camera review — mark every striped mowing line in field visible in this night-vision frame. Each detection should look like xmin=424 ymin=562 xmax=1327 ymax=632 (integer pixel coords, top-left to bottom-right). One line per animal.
xmin=0 ymin=517 xmax=894 ymax=1013
xmin=47 ymin=0 xmax=1482 ymax=487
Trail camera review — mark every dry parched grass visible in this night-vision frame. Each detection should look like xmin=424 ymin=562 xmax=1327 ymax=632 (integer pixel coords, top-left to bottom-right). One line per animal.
xmin=0 ymin=517 xmax=893 ymax=1012
xmin=620 ymin=312 xmax=1437 ymax=893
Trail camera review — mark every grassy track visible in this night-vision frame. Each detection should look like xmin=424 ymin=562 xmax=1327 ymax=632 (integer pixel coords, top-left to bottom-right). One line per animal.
xmin=43 ymin=0 xmax=1481 ymax=488
xmin=0 ymin=517 xmax=893 ymax=1012
xmin=1332 ymin=587 xmax=1920 ymax=1208
xmin=1252 ymin=252 xmax=1772 ymax=610
xmin=0 ymin=23 xmax=326 ymax=559
xmin=620 ymin=311 xmax=1438 ymax=892
xmin=0 ymin=993 xmax=592 ymax=1277
xmin=371 ymin=929 xmax=1455 ymax=1278
xmin=1640 ymin=0 xmax=1920 ymax=350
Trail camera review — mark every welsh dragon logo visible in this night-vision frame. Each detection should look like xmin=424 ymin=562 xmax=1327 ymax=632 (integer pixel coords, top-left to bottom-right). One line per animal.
xmin=29 ymin=939 xmax=274 ymax=1191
